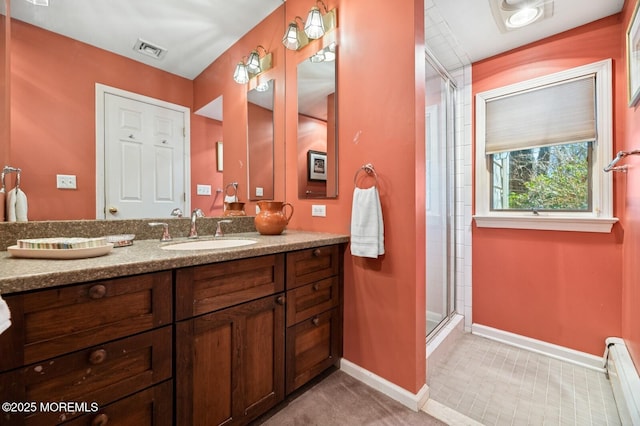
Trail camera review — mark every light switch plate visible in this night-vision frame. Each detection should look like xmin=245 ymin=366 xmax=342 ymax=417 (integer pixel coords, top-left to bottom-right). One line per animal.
xmin=56 ymin=174 xmax=77 ymax=189
xmin=311 ymin=204 xmax=326 ymax=217
xmin=196 ymin=184 xmax=212 ymax=195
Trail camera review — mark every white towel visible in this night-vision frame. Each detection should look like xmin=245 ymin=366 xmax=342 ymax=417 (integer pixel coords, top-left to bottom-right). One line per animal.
xmin=0 ymin=295 xmax=11 ymax=336
xmin=350 ymin=186 xmax=384 ymax=258
xmin=6 ymin=188 xmax=28 ymax=222
xmin=6 ymin=188 xmax=16 ymax=222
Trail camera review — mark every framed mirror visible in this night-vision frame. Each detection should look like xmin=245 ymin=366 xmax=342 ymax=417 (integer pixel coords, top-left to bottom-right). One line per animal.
xmin=297 ymin=42 xmax=337 ymax=199
xmin=247 ymin=79 xmax=275 ymax=201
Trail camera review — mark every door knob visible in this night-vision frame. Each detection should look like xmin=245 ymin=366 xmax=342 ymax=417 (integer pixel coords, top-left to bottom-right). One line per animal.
xmin=108 ymin=206 xmax=118 ymax=214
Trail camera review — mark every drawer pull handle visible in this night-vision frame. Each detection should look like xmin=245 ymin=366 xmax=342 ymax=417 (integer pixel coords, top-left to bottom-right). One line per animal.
xmin=89 ymin=349 xmax=107 ymax=365
xmin=313 ymin=283 xmax=320 ymax=291
xmin=276 ymin=295 xmax=285 ymax=305
xmin=91 ymin=413 xmax=109 ymax=426
xmin=88 ymin=285 xmax=107 ymax=299
xmin=313 ymin=248 xmax=322 ymax=257
xmin=312 ymin=316 xmax=320 ymax=326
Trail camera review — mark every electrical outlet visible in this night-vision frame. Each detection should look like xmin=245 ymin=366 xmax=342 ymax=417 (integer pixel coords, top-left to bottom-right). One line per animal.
xmin=311 ymin=204 xmax=326 ymax=217
xmin=256 ymin=187 xmax=264 ymax=197
xmin=56 ymin=174 xmax=77 ymax=189
xmin=196 ymin=184 xmax=212 ymax=196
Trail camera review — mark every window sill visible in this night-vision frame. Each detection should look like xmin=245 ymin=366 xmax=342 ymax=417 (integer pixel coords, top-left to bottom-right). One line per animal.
xmin=473 ymin=215 xmax=619 ymax=233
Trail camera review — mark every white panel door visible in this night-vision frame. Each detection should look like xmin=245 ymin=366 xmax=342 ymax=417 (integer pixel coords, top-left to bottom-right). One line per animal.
xmin=105 ymin=93 xmax=185 ymax=219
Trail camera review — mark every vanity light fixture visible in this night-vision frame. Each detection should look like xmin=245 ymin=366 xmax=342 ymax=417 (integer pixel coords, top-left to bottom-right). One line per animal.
xmin=489 ymin=0 xmax=553 ymax=32
xmin=233 ymin=59 xmax=250 ymax=84
xmin=309 ymin=42 xmax=337 ymax=63
xmin=282 ymin=17 xmax=309 ymax=51
xmin=282 ymin=2 xmax=337 ymax=51
xmin=246 ymin=45 xmax=268 ymax=74
xmin=233 ymin=47 xmax=272 ymax=84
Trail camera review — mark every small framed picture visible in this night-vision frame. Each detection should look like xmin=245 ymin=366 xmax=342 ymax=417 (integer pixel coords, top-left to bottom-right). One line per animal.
xmin=216 ymin=141 xmax=224 ymax=172
xmin=627 ymin=0 xmax=640 ymax=106
xmin=307 ymin=150 xmax=327 ymax=181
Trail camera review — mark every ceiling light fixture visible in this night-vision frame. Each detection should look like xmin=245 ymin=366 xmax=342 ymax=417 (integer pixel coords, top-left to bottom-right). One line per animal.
xmin=282 ymin=1 xmax=337 ymax=51
xmin=489 ymin=0 xmax=553 ymax=33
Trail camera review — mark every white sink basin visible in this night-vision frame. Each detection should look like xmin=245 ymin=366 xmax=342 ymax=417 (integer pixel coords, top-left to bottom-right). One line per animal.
xmin=161 ymin=239 xmax=257 ymax=251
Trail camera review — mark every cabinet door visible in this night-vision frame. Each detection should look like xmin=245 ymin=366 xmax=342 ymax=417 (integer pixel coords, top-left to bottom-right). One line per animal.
xmin=286 ymin=308 xmax=341 ymax=394
xmin=176 ymin=295 xmax=285 ymax=426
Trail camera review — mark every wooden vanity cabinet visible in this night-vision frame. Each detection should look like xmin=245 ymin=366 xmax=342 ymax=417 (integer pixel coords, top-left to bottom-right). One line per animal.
xmin=0 ymin=271 xmax=173 ymax=426
xmin=175 ymin=254 xmax=285 ymax=426
xmin=285 ymin=245 xmax=343 ymax=394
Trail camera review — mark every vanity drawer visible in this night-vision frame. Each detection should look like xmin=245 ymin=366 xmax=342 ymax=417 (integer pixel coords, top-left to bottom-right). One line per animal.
xmin=175 ymin=254 xmax=284 ymax=320
xmin=0 ymin=326 xmax=172 ymax=425
xmin=286 ymin=276 xmax=339 ymax=327
xmin=285 ymin=307 xmax=341 ymax=394
xmin=63 ymin=380 xmax=173 ymax=426
xmin=286 ymin=245 xmax=340 ymax=290
xmin=0 ymin=271 xmax=172 ymax=372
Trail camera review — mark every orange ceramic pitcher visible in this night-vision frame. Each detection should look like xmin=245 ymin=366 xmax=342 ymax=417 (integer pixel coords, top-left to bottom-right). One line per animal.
xmin=254 ymin=201 xmax=294 ymax=235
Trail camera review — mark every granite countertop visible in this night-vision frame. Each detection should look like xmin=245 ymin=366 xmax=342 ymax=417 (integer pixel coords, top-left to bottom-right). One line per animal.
xmin=0 ymin=231 xmax=350 ymax=295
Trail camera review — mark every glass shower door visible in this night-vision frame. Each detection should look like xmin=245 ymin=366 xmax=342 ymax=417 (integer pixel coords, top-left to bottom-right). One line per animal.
xmin=425 ymin=54 xmax=456 ymax=337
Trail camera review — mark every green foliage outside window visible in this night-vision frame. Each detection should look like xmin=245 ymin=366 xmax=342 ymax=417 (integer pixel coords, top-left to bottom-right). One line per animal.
xmin=492 ymin=142 xmax=591 ymax=211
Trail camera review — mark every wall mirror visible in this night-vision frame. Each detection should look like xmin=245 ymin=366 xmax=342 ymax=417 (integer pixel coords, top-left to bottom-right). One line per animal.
xmin=247 ymin=79 xmax=275 ymax=201
xmin=297 ymin=42 xmax=338 ymax=199
xmin=4 ymin=0 xmax=282 ymax=221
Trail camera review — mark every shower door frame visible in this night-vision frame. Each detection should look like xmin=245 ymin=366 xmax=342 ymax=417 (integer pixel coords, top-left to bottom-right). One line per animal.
xmin=425 ymin=49 xmax=457 ymax=339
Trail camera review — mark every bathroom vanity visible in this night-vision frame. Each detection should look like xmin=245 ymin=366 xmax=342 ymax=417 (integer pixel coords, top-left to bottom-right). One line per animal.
xmin=0 ymin=230 xmax=348 ymax=425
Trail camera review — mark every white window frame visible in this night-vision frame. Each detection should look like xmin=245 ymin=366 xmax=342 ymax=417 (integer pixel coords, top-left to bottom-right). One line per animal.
xmin=474 ymin=59 xmax=618 ymax=233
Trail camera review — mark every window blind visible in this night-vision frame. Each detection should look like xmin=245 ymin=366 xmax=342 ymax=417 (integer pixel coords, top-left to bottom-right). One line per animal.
xmin=485 ymin=75 xmax=596 ymax=155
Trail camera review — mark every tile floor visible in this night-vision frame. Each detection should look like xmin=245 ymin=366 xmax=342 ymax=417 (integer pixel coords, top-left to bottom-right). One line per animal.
xmin=427 ymin=333 xmax=621 ymax=425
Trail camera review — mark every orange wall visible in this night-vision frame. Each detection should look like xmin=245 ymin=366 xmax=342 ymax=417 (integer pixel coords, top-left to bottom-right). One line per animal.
xmin=190 ymin=115 xmax=224 ymax=217
xmin=621 ymin=0 xmax=640 ymax=373
xmin=282 ymin=0 xmax=427 ymax=393
xmin=247 ymin=102 xmax=275 ymax=199
xmin=472 ymin=15 xmax=625 ymax=356
xmin=297 ymin=114 xmax=327 ymax=196
xmin=10 ymin=20 xmax=201 ymax=220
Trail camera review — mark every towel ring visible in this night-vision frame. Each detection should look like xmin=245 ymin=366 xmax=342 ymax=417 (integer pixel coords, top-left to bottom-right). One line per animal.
xmin=354 ymin=163 xmax=378 ymax=188
xmin=224 ymin=182 xmax=238 ymax=197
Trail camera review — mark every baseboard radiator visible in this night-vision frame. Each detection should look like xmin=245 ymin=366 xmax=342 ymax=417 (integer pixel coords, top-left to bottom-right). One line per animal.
xmin=605 ymin=337 xmax=640 ymax=425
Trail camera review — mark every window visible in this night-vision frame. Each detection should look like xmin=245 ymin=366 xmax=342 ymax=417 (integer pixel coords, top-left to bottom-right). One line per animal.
xmin=474 ymin=59 xmax=617 ymax=232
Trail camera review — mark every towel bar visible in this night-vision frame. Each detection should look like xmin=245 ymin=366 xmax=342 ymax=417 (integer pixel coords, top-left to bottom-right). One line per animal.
xmin=604 ymin=149 xmax=640 ymax=172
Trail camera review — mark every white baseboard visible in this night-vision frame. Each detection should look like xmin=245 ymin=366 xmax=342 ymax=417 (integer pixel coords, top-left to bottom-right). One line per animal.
xmin=340 ymin=358 xmax=429 ymax=412
xmin=472 ymin=323 xmax=605 ymax=372
xmin=605 ymin=337 xmax=640 ymax=426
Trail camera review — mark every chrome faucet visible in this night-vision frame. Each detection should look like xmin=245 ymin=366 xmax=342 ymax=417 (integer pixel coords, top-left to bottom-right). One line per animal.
xmin=149 ymin=222 xmax=172 ymax=241
xmin=215 ymin=220 xmax=232 ymax=237
xmin=188 ymin=208 xmax=205 ymax=239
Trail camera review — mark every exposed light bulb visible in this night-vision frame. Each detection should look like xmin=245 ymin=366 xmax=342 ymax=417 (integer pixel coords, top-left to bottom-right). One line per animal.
xmin=506 ymin=7 xmax=541 ymax=28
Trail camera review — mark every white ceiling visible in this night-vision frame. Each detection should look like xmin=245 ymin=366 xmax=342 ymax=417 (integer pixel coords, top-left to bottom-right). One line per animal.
xmin=10 ymin=0 xmax=626 ymax=80
xmin=10 ymin=0 xmax=284 ymax=80
xmin=429 ymin=0 xmax=625 ymax=67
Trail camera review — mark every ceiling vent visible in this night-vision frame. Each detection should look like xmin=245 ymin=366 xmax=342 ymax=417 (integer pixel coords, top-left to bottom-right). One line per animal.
xmin=489 ymin=0 xmax=554 ymax=33
xmin=133 ymin=39 xmax=168 ymax=60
